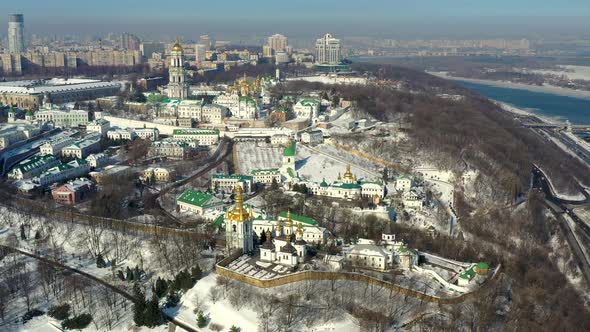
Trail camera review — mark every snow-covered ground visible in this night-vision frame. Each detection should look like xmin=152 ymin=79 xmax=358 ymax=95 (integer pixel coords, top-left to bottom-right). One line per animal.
xmin=234 ymin=141 xmax=384 ymax=184
xmin=530 ymin=65 xmax=590 ymax=81
xmin=234 ymin=141 xmax=282 ymax=174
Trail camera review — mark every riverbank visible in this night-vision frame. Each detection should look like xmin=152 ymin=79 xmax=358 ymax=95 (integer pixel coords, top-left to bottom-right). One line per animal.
xmin=429 ymin=71 xmax=590 ymax=100
xmin=494 ymin=101 xmax=563 ymax=125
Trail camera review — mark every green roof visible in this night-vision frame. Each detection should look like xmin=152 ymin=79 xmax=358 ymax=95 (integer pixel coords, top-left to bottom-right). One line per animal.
xmin=278 ymin=211 xmax=318 ymax=226
xmin=10 ymin=155 xmax=57 ymax=174
xmin=283 ymin=141 xmax=296 ymax=157
xmin=332 ymin=182 xmax=361 ymax=189
xmin=298 ymin=99 xmax=320 ymax=107
xmin=320 ymin=179 xmax=328 ymax=187
xmin=212 ymin=174 xmax=253 ymax=181
xmin=476 ymin=262 xmax=489 ymax=270
xmin=251 ymin=168 xmax=280 ymax=175
xmin=177 ymin=189 xmax=214 ymax=207
xmin=213 ymin=214 xmax=225 ymax=228
xmin=459 ymin=268 xmax=476 ymax=280
xmin=8 ymin=107 xmax=15 ymax=114
xmin=172 ymin=129 xmax=219 ymax=136
xmin=239 ymin=96 xmax=256 ymax=104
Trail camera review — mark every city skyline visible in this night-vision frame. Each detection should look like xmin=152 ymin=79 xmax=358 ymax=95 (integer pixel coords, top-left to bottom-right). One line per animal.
xmin=0 ymin=1 xmax=589 ymax=40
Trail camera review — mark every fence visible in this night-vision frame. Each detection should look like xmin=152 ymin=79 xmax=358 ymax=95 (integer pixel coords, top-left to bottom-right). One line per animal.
xmin=215 ymin=253 xmax=499 ymax=305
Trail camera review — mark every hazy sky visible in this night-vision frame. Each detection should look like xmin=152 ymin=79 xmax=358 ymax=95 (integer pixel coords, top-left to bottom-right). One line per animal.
xmin=1 ymin=1 xmax=589 ymax=42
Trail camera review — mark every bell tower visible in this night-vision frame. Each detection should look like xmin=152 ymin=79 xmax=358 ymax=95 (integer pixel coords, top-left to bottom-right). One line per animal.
xmin=167 ymin=37 xmax=190 ymax=99
xmin=225 ymin=185 xmax=254 ymax=254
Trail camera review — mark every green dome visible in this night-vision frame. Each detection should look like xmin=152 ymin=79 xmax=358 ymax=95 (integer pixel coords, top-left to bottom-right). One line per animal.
xmin=8 ymin=107 xmax=15 ymax=114
xmin=320 ymin=179 xmax=328 ymax=187
xmin=25 ymin=110 xmax=33 ymax=116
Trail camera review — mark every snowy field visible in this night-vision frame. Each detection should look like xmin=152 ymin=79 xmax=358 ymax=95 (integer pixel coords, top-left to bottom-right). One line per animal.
xmin=235 ymin=141 xmax=384 ymax=184
xmin=297 ymin=143 xmax=382 ymax=183
xmin=166 ymin=273 xmax=362 ymax=332
xmin=234 ymin=141 xmax=283 ymax=174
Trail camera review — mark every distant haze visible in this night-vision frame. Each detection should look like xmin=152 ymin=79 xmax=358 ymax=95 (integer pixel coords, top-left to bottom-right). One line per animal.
xmin=1 ymin=1 xmax=589 ymax=42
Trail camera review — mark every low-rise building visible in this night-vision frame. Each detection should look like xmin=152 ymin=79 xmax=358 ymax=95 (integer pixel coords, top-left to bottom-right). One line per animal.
xmin=107 ymin=128 xmax=137 ymax=141
xmin=0 ymin=123 xmax=41 ymax=149
xmin=176 ymin=189 xmax=224 ymax=216
xmin=300 ymin=130 xmax=323 ymax=145
xmin=40 ymin=136 xmax=76 ymax=155
xmin=148 ymin=139 xmax=197 ymax=159
xmin=251 ymin=168 xmax=281 ymax=185
xmin=211 ymin=174 xmax=253 ymax=193
xmin=86 ymin=119 xmax=111 ymax=136
xmin=86 ymin=153 xmax=108 ymax=169
xmin=51 ymin=178 xmax=95 ymax=205
xmin=395 ymin=175 xmax=413 ymax=192
xmin=8 ymin=154 xmax=60 ymax=180
xmin=134 ymin=127 xmax=160 ymax=141
xmin=141 ymin=167 xmax=172 ymax=183
xmin=61 ymin=134 xmax=101 ymax=159
xmin=172 ymin=129 xmax=220 ymax=145
xmin=35 ymin=109 xmax=89 ymax=128
xmin=270 ymin=134 xmax=290 ymax=146
xmin=293 ymin=98 xmax=320 ymax=121
xmin=402 ymin=190 xmax=423 ymax=209
xmin=36 ymin=159 xmax=90 ymax=187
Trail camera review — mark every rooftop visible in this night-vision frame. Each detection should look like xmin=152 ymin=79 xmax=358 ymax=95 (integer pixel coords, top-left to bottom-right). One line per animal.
xmin=0 ymin=78 xmax=121 ymax=95
xmin=278 ymin=211 xmax=318 ymax=226
xmin=177 ymin=189 xmax=214 ymax=207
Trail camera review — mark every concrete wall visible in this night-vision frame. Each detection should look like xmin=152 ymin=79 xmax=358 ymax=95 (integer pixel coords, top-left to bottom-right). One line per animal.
xmin=101 ymin=115 xmax=181 ymax=136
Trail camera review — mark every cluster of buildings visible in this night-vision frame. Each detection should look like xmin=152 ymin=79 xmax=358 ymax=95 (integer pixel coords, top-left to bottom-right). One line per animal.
xmin=0 ymin=78 xmax=122 ymax=110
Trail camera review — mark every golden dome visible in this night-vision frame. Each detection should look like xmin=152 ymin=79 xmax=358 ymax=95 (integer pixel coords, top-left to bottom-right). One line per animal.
xmin=295 ymin=222 xmax=303 ymax=235
xmin=343 ymin=163 xmax=354 ymax=179
xmin=225 ymin=185 xmax=252 ymax=222
xmin=171 ymin=37 xmax=183 ymax=52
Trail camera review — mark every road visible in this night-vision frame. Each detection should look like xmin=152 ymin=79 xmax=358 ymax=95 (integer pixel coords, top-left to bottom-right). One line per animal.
xmin=532 ymin=166 xmax=590 ymax=286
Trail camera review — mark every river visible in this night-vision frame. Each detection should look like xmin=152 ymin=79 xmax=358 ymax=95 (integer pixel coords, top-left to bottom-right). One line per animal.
xmin=457 ymin=81 xmax=590 ymax=125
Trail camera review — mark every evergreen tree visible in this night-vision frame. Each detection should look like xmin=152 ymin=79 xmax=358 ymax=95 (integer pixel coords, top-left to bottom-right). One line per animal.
xmin=154 ymin=277 xmax=168 ymax=298
xmin=132 ymin=283 xmax=146 ymax=326
xmin=126 ymin=267 xmax=134 ymax=281
xmin=96 ymin=254 xmax=106 ymax=268
xmin=382 ymin=167 xmax=389 ymax=182
xmin=34 ymin=230 xmax=41 ymax=240
xmin=197 ymin=311 xmax=208 ymax=328
xmin=133 ymin=265 xmax=141 ymax=281
xmin=20 ymin=224 xmax=26 ymax=240
xmin=117 ymin=270 xmax=125 ymax=281
xmin=270 ymin=178 xmax=279 ymax=190
xmin=229 ymin=326 xmax=240 ymax=332
xmin=165 ymin=290 xmax=180 ymax=308
xmin=190 ymin=265 xmax=202 ymax=281
xmin=143 ymin=294 xmax=163 ymax=327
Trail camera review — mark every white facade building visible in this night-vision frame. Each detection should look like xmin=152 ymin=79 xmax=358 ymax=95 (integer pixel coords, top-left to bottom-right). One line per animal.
xmin=35 ymin=109 xmax=89 ymax=128
xmin=315 ymin=33 xmax=342 ymax=65
xmin=171 ymin=129 xmax=220 ymax=145
xmin=40 ymin=136 xmax=76 ymax=155
xmin=86 ymin=119 xmax=111 ymax=136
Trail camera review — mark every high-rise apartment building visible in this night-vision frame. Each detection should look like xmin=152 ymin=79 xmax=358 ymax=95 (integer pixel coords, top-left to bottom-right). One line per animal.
xmin=120 ymin=32 xmax=141 ymax=51
xmin=199 ymin=35 xmax=211 ymax=50
xmin=140 ymin=42 xmax=166 ymax=58
xmin=8 ymin=14 xmax=25 ymax=53
xmin=267 ymin=34 xmax=288 ymax=54
xmin=315 ymin=33 xmax=342 ymax=65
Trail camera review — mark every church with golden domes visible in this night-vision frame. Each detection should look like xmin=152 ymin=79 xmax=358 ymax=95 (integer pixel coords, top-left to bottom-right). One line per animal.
xmin=259 ymin=211 xmax=307 ymax=267
xmin=167 ymin=37 xmax=190 ymax=99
